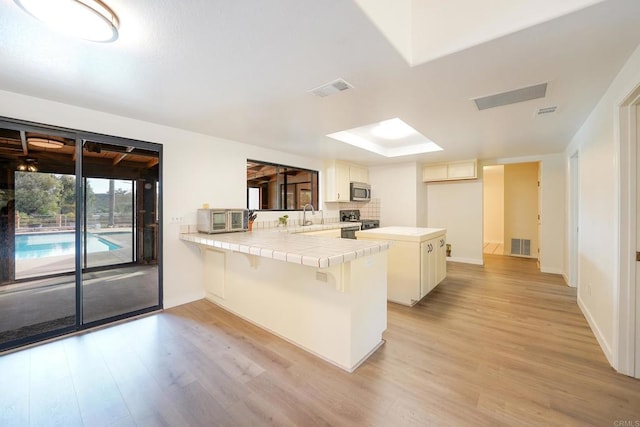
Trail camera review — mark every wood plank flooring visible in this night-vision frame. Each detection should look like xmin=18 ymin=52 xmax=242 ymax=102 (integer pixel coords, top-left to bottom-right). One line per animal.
xmin=1 ymin=254 xmax=639 ymax=426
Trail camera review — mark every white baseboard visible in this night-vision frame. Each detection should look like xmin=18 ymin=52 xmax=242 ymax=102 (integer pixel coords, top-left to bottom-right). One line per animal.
xmin=561 ymin=273 xmax=572 ymax=287
xmin=446 ymin=257 xmax=484 ymax=265
xmin=577 ymin=293 xmax=614 ymax=368
xmin=540 ymin=266 xmax=563 ymax=275
xmin=164 ymin=290 xmax=205 ymax=309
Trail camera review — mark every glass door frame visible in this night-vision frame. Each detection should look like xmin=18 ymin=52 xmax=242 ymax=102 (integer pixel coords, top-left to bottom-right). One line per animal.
xmin=0 ymin=116 xmax=163 ymax=349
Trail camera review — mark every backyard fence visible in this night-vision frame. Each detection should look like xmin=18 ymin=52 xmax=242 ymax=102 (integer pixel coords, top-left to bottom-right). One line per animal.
xmin=16 ymin=212 xmax=133 ymax=232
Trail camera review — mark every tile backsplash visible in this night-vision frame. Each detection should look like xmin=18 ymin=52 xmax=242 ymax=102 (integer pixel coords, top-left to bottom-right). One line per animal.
xmin=325 ymin=198 xmax=380 ymax=219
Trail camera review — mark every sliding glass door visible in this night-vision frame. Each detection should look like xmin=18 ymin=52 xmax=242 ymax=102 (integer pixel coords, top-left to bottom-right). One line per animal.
xmin=81 ymin=141 xmax=160 ymax=325
xmin=0 ymin=119 xmax=162 ymax=351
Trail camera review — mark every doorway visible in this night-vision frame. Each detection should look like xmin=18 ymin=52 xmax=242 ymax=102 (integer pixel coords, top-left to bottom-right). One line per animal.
xmin=482 ymin=162 xmax=540 ymax=263
xmin=617 ymin=84 xmax=640 ymax=378
xmin=0 ymin=119 xmax=162 ymax=351
xmin=569 ymin=152 xmax=580 ymax=288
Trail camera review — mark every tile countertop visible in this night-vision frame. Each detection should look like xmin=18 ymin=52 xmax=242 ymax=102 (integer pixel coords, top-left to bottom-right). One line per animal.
xmin=356 ymin=226 xmax=446 ymax=243
xmin=180 ymin=223 xmax=389 ymax=269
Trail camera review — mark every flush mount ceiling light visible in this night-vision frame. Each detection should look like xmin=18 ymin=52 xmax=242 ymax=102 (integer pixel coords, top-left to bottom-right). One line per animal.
xmin=327 ymin=118 xmax=442 ymax=158
xmin=14 ymin=0 xmax=119 ymax=42
xmin=27 ymin=137 xmax=64 ymax=149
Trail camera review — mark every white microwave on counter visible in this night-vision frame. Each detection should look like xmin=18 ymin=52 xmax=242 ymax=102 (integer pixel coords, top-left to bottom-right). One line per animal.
xmin=197 ymin=209 xmax=248 ymax=234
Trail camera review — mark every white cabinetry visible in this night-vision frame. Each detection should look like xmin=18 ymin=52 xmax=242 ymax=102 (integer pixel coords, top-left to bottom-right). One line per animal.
xmin=420 ymin=235 xmax=446 ymax=296
xmin=324 ymin=161 xmax=350 ymax=202
xmin=423 ymin=159 xmax=477 ymax=182
xmin=325 ymin=161 xmax=370 ymax=202
xmin=204 ymin=249 xmax=225 ymax=299
xmin=349 ymin=165 xmax=369 ymax=184
xmin=356 ymin=227 xmax=447 ymax=306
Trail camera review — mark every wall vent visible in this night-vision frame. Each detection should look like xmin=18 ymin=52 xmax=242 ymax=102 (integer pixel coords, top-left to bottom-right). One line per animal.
xmin=511 ymin=238 xmax=531 ymax=256
xmin=308 ymin=78 xmax=353 ymax=97
xmin=473 ymin=83 xmax=547 ymax=110
xmin=536 ymin=106 xmax=558 ymax=115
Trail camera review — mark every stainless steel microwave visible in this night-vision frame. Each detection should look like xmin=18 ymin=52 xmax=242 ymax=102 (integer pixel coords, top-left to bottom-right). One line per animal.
xmin=197 ymin=209 xmax=248 ymax=234
xmin=350 ymin=182 xmax=371 ymax=202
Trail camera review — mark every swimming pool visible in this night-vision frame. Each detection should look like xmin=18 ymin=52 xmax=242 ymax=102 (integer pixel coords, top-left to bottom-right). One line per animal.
xmin=15 ymin=233 xmax=122 ymax=260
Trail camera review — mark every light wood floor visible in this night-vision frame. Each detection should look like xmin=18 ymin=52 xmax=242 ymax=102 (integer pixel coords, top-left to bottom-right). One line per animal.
xmin=483 ymin=242 xmax=505 ymax=255
xmin=1 ymin=255 xmax=639 ymax=426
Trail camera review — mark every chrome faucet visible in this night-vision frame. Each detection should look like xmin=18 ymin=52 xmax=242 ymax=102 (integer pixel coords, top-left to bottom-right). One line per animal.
xmin=302 ymin=204 xmax=315 ymax=226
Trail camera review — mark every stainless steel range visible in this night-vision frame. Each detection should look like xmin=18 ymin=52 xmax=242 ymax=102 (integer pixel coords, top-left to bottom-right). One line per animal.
xmin=339 ymin=209 xmax=380 ymax=238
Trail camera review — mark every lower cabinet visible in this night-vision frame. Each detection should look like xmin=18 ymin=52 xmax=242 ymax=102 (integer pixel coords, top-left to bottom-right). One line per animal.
xmin=358 ymin=230 xmax=446 ymax=306
xmin=420 ymin=236 xmax=447 ymax=298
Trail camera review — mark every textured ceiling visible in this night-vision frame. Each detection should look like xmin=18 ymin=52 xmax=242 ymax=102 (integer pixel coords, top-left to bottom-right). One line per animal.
xmin=0 ymin=0 xmax=638 ymax=165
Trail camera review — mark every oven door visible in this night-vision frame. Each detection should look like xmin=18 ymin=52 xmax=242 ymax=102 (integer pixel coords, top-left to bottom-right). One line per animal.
xmin=210 ymin=211 xmax=228 ymax=232
xmin=226 ymin=210 xmax=247 ymax=232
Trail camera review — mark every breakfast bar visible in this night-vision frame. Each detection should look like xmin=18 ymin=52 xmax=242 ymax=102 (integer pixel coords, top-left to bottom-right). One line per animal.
xmin=180 ymin=228 xmax=390 ymax=372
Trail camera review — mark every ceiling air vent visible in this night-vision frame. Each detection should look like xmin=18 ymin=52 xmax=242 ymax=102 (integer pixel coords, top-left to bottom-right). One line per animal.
xmin=536 ymin=106 xmax=558 ymax=115
xmin=473 ymin=83 xmax=548 ymax=110
xmin=308 ymin=78 xmax=353 ymax=97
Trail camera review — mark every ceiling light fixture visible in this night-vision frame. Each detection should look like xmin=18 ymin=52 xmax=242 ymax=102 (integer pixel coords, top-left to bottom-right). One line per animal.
xmin=27 ymin=137 xmax=65 ymax=149
xmin=17 ymin=158 xmax=38 ymax=172
xmin=14 ymin=0 xmax=119 ymax=42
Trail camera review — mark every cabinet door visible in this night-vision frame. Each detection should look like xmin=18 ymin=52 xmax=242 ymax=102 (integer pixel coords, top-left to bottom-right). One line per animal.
xmin=335 ymin=162 xmax=350 ymax=201
xmin=427 ymin=239 xmax=438 ymax=292
xmin=325 ymin=161 xmax=351 ymax=202
xmin=204 ymin=249 xmax=225 ymax=299
xmin=436 ymin=236 xmax=447 ymax=284
xmin=420 ymin=241 xmax=430 ymax=297
xmin=448 ymin=161 xmax=476 ymax=179
xmin=349 ymin=165 xmax=369 ymax=184
xmin=423 ymin=164 xmax=448 ymax=181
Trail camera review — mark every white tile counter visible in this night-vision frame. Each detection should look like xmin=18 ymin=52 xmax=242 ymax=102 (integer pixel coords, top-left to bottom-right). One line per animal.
xmin=180 ymin=224 xmax=389 ymax=269
xmin=356 ymin=226 xmax=446 ymax=243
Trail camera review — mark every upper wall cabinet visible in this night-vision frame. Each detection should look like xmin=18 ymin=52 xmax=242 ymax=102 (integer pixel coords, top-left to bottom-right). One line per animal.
xmin=324 ymin=161 xmax=370 ymax=202
xmin=423 ymin=159 xmax=477 ymax=182
xmin=324 ymin=160 xmax=350 ymax=202
xmin=349 ymin=164 xmax=369 ymax=184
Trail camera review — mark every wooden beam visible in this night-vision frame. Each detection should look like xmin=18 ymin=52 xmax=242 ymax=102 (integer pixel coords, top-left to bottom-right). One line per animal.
xmin=146 ymin=158 xmax=159 ymax=168
xmin=112 ymin=146 xmax=135 ymax=166
xmin=19 ymin=131 xmax=28 ymax=155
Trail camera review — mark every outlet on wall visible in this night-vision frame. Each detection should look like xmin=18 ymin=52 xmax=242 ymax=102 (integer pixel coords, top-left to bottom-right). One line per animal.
xmin=169 ymin=216 xmax=184 ymax=224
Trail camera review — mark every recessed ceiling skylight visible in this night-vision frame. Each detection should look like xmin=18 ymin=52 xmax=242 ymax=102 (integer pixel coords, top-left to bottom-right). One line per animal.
xmin=327 ymin=118 xmax=442 ymax=157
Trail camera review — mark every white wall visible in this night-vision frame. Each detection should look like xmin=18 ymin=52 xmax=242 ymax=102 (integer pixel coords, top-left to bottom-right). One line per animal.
xmin=369 ymin=162 xmax=421 ymax=227
xmin=564 ymin=43 xmax=640 ymax=368
xmin=0 ymin=89 xmax=324 ymax=309
xmin=427 ymin=180 xmax=484 ymax=265
xmin=483 ymin=165 xmax=504 ymax=245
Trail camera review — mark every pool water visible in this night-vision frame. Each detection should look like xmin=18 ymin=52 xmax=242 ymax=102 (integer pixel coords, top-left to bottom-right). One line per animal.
xmin=15 ymin=233 xmax=122 ymax=260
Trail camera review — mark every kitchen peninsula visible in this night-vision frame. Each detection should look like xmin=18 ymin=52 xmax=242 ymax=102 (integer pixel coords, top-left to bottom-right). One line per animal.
xmin=180 ymin=225 xmax=390 ymax=372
